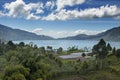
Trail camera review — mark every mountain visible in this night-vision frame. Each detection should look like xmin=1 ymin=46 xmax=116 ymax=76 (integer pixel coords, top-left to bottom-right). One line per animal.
xmin=96 ymin=27 xmax=120 ymax=41
xmin=0 ymin=24 xmax=54 ymax=41
xmin=0 ymin=24 xmax=119 ymax=41
xmin=59 ymin=27 xmax=120 ymax=41
xmin=59 ymin=34 xmax=90 ymax=40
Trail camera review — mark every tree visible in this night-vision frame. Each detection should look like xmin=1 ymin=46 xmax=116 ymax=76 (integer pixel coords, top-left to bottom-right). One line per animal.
xmin=47 ymin=46 xmax=52 ymax=50
xmin=107 ymin=43 xmax=112 ymax=51
xmin=9 ymin=72 xmax=26 ymax=80
xmin=67 ymin=46 xmax=78 ymax=53
xmin=112 ymin=47 xmax=116 ymax=55
xmin=82 ymin=53 xmax=86 ymax=57
xmin=47 ymin=46 xmax=52 ymax=53
xmin=18 ymin=42 xmax=25 ymax=48
xmin=93 ymin=39 xmax=108 ymax=59
xmin=0 ymin=45 xmax=3 ymax=55
xmin=92 ymin=39 xmax=108 ymax=69
xmin=115 ymin=49 xmax=120 ymax=60
xmin=3 ymin=65 xmax=29 ymax=80
xmin=57 ymin=47 xmax=63 ymax=54
xmin=40 ymin=47 xmax=46 ymax=54
xmin=7 ymin=41 xmax=16 ymax=50
xmin=34 ymin=44 xmax=38 ymax=49
xmin=5 ymin=50 xmax=18 ymax=61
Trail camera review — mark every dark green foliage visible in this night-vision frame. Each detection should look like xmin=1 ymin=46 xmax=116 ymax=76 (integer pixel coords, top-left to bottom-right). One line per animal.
xmin=39 ymin=47 xmax=46 ymax=54
xmin=67 ymin=46 xmax=83 ymax=53
xmin=107 ymin=43 xmax=112 ymax=51
xmin=115 ymin=49 xmax=120 ymax=59
xmin=92 ymin=39 xmax=109 ymax=69
xmin=47 ymin=46 xmax=52 ymax=50
xmin=93 ymin=39 xmax=108 ymax=59
xmin=112 ymin=47 xmax=116 ymax=55
xmin=0 ymin=41 xmax=53 ymax=80
xmin=7 ymin=41 xmax=16 ymax=50
xmin=0 ymin=44 xmax=3 ymax=55
xmin=81 ymin=61 xmax=88 ymax=71
xmin=57 ymin=47 xmax=63 ymax=54
xmin=68 ymin=46 xmax=78 ymax=51
xmin=82 ymin=53 xmax=86 ymax=57
xmin=34 ymin=44 xmax=38 ymax=49
xmin=0 ymin=39 xmax=120 ymax=80
xmin=18 ymin=42 xmax=25 ymax=48
xmin=4 ymin=50 xmax=18 ymax=62
xmin=3 ymin=65 xmax=29 ymax=80
xmin=10 ymin=72 xmax=26 ymax=80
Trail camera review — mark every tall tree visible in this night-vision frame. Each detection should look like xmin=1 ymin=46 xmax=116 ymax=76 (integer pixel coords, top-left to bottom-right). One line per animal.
xmin=115 ymin=49 xmax=120 ymax=60
xmin=57 ymin=47 xmax=63 ymax=54
xmin=18 ymin=42 xmax=25 ymax=48
xmin=40 ymin=47 xmax=46 ymax=54
xmin=112 ymin=47 xmax=116 ymax=55
xmin=7 ymin=41 xmax=16 ymax=50
xmin=107 ymin=43 xmax=112 ymax=51
xmin=92 ymin=39 xmax=108 ymax=69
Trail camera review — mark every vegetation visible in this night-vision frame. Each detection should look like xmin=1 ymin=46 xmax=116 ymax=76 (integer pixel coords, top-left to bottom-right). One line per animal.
xmin=0 ymin=39 xmax=120 ymax=80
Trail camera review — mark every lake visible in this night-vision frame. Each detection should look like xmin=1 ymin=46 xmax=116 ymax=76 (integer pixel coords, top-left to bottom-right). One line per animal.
xmin=14 ymin=40 xmax=120 ymax=50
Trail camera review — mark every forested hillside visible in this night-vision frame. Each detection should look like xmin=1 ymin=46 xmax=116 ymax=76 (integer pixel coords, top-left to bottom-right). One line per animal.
xmin=0 ymin=39 xmax=120 ymax=80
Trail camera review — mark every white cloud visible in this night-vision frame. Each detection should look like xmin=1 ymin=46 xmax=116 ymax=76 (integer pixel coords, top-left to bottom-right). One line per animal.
xmin=45 ymin=1 xmax=55 ymax=10
xmin=56 ymin=31 xmax=73 ymax=37
xmin=0 ymin=0 xmax=120 ymax=20
xmin=74 ymin=29 xmax=106 ymax=35
xmin=3 ymin=0 xmax=44 ymax=20
xmin=31 ymin=28 xmax=106 ymax=38
xmin=56 ymin=0 xmax=85 ymax=11
xmin=55 ymin=29 xmax=106 ymax=38
xmin=0 ymin=11 xmax=5 ymax=17
xmin=42 ymin=5 xmax=120 ymax=20
xmin=42 ymin=9 xmax=71 ymax=21
xmin=32 ymin=28 xmax=43 ymax=34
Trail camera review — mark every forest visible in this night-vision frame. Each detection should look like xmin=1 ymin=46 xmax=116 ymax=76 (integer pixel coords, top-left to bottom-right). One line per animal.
xmin=0 ymin=39 xmax=120 ymax=80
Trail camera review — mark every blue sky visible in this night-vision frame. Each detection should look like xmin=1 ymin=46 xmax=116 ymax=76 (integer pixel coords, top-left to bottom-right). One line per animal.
xmin=0 ymin=0 xmax=120 ymax=38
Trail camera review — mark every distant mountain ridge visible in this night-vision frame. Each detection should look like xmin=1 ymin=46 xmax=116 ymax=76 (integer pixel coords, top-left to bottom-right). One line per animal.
xmin=0 ymin=24 xmax=54 ymax=41
xmin=0 ymin=24 xmax=120 ymax=41
xmin=59 ymin=27 xmax=120 ymax=41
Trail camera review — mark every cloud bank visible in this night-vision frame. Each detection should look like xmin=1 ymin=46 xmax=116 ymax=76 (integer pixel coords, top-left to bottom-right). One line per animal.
xmin=0 ymin=0 xmax=120 ymax=20
xmin=42 ymin=5 xmax=120 ymax=20
xmin=56 ymin=0 xmax=85 ymax=11
xmin=1 ymin=0 xmax=43 ymax=20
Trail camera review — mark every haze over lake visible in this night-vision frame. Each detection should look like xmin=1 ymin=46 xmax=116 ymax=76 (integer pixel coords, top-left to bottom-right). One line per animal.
xmin=14 ymin=40 xmax=120 ymax=50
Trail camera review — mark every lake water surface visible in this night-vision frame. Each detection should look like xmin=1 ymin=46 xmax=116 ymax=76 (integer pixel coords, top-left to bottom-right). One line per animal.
xmin=14 ymin=40 xmax=120 ymax=50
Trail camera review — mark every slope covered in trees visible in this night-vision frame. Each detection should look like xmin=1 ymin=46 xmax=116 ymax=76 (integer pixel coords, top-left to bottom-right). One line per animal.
xmin=0 ymin=39 xmax=120 ymax=80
